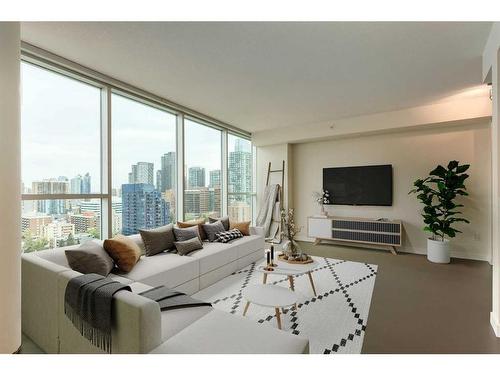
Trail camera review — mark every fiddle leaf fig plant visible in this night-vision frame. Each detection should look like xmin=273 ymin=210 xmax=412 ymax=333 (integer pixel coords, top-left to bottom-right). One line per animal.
xmin=409 ymin=160 xmax=470 ymax=241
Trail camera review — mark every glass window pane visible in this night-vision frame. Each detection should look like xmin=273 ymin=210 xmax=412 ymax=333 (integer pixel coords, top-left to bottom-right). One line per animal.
xmin=21 ymin=199 xmax=102 ymax=252
xmin=21 ymin=62 xmax=102 ymax=194
xmin=228 ymin=135 xmax=253 ymax=222
xmin=184 ymin=119 xmax=222 ymax=220
xmin=112 ymin=94 xmax=177 ymax=235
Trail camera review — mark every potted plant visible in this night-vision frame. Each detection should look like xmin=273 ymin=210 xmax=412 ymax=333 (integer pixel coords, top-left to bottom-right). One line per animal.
xmin=409 ymin=161 xmax=470 ymax=263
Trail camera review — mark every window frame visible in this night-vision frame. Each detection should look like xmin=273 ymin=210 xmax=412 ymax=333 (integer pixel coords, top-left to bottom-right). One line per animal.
xmin=20 ymin=46 xmax=253 ymax=244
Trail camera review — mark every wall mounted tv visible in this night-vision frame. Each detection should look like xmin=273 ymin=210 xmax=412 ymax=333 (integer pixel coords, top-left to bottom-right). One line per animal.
xmin=323 ymin=164 xmax=393 ymax=206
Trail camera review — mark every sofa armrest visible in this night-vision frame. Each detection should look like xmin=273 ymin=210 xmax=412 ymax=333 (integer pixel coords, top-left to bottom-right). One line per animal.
xmin=250 ymin=226 xmax=265 ymax=237
xmin=57 ymin=270 xmax=162 ymax=353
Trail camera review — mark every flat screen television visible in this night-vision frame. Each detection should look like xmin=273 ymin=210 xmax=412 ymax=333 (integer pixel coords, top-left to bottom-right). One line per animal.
xmin=322 ymin=164 xmax=393 ymax=206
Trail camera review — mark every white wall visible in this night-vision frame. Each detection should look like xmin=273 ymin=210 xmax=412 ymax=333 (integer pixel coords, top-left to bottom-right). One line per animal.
xmin=290 ymin=122 xmax=492 ymax=262
xmin=0 ymin=22 xmax=21 ymax=353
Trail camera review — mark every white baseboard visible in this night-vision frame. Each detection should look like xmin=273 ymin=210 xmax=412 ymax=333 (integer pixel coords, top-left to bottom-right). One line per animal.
xmin=296 ymin=235 xmax=491 ymax=262
xmin=490 ymin=312 xmax=500 ymax=337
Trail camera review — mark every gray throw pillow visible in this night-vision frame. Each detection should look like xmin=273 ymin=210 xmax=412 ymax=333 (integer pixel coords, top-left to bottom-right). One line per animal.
xmin=175 ymin=236 xmax=203 ymax=255
xmin=139 ymin=224 xmax=175 ymax=256
xmin=174 ymin=225 xmax=200 ymax=242
xmin=209 ymin=216 xmax=229 ymax=231
xmin=202 ymin=220 xmax=226 ymax=242
xmin=65 ymin=240 xmax=115 ymax=276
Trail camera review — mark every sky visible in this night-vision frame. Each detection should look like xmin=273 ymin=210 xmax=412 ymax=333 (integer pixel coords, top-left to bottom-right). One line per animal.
xmin=21 ymin=62 xmax=248 ymax=192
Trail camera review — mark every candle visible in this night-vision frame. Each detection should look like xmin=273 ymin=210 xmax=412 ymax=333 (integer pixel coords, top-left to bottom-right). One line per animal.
xmin=266 ymin=251 xmax=271 ymax=266
xmin=270 ymin=245 xmax=274 ymax=261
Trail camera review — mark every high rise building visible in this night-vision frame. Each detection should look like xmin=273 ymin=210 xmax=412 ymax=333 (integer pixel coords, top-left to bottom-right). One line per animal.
xmin=228 ymin=140 xmax=252 ymax=194
xmin=128 ymin=162 xmax=154 ymax=185
xmin=82 ymin=173 xmax=91 ymax=193
xmin=32 ymin=179 xmax=69 ymax=214
xmin=188 ymin=167 xmax=206 ymax=188
xmin=121 ymin=183 xmax=168 ymax=235
xmin=209 ymin=169 xmax=221 ymax=188
xmin=69 ymin=212 xmax=100 ymax=236
xmin=157 ymin=152 xmax=176 ymax=192
xmin=70 ymin=175 xmax=83 ymax=194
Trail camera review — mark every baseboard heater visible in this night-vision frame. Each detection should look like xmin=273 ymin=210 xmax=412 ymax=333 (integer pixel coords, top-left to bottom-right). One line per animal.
xmin=307 ymin=216 xmax=402 ymax=255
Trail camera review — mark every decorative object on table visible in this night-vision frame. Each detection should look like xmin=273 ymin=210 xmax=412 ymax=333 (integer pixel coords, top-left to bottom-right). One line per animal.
xmin=409 ymin=160 xmax=470 ymax=264
xmin=280 ymin=208 xmax=310 ymax=263
xmin=270 ymin=245 xmax=277 ymax=267
xmin=264 ymin=250 xmax=274 ymax=271
xmin=313 ymin=190 xmax=331 ymax=217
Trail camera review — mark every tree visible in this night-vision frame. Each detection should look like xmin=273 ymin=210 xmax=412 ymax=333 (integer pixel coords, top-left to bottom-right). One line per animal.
xmin=22 ymin=230 xmax=49 ymax=253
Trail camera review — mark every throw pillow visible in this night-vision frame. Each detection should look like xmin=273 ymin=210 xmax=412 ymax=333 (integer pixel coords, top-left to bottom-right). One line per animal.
xmin=202 ymin=220 xmax=226 ymax=242
xmin=229 ymin=220 xmax=251 ymax=236
xmin=103 ymin=234 xmax=142 ymax=273
xmin=177 ymin=218 xmax=207 ymax=241
xmin=175 ymin=236 xmax=204 ymax=255
xmin=174 ymin=225 xmax=201 ymax=242
xmin=215 ymin=229 xmax=244 ymax=243
xmin=209 ymin=216 xmax=229 ymax=231
xmin=139 ymin=224 xmax=175 ymax=256
xmin=65 ymin=240 xmax=115 ymax=276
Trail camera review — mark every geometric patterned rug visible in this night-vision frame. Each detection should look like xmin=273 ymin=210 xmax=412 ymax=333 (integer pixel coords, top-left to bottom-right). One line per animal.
xmin=192 ymin=256 xmax=378 ymax=354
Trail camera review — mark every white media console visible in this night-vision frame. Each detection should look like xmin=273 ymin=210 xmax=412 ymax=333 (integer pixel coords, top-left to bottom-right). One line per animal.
xmin=307 ymin=216 xmax=402 ymax=255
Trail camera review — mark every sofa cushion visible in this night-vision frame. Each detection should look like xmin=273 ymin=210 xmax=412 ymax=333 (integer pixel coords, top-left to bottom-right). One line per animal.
xmin=174 ymin=225 xmax=201 ymax=242
xmin=150 ymin=309 xmax=309 ymax=354
xmin=229 ymin=220 xmax=251 ymax=236
xmin=121 ymin=252 xmax=199 ymax=289
xmin=202 ymin=220 xmax=225 ymax=242
xmin=189 ymin=241 xmax=239 ymax=275
xmin=139 ymin=224 xmax=175 ymax=256
xmin=65 ymin=240 xmax=115 ymax=276
xmin=230 ymin=234 xmax=265 ymax=259
xmin=161 ymin=305 xmax=212 ymax=341
xmin=175 ymin=236 xmax=204 ymax=256
xmin=209 ymin=216 xmax=229 ymax=231
xmin=177 ymin=218 xmax=207 ymax=241
xmin=104 ymin=235 xmax=142 ymax=272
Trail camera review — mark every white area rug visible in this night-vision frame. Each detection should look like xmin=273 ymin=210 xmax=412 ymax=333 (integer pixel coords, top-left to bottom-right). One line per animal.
xmin=193 ymin=256 xmax=377 ymax=354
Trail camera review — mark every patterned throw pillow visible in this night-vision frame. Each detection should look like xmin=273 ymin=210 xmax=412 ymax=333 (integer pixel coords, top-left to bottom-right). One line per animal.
xmin=209 ymin=216 xmax=230 ymax=231
xmin=215 ymin=229 xmax=244 ymax=243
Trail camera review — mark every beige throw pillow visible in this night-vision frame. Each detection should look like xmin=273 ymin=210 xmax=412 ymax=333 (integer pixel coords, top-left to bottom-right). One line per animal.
xmin=103 ymin=234 xmax=142 ymax=273
xmin=229 ymin=220 xmax=251 ymax=236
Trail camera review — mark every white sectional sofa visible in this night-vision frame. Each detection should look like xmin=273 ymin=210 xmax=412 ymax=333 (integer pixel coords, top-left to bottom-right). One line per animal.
xmin=21 ymin=226 xmax=309 ymax=354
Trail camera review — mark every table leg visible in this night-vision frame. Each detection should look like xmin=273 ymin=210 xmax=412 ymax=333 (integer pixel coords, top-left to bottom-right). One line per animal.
xmin=275 ymin=308 xmax=282 ymax=330
xmin=294 ymin=303 xmax=298 ymax=310
xmin=263 ymin=273 xmax=268 ymax=284
xmin=307 ymin=271 xmax=317 ymax=296
xmin=243 ymin=301 xmax=250 ymax=316
xmin=288 ymin=275 xmax=295 ymax=291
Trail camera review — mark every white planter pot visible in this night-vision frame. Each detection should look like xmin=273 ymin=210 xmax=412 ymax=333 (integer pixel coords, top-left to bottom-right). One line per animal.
xmin=427 ymin=238 xmax=450 ymax=264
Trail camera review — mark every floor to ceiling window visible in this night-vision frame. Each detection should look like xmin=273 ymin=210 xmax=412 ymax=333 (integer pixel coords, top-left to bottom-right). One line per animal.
xmin=20 ymin=54 xmax=253 ymax=252
xmin=183 ymin=119 xmax=222 ymax=220
xmin=112 ymin=93 xmax=177 ymax=235
xmin=227 ymin=134 xmax=253 ymax=222
xmin=20 ymin=61 xmax=103 ymax=252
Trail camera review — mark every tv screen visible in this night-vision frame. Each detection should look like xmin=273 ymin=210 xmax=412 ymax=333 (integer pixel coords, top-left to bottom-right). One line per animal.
xmin=323 ymin=164 xmax=393 ymax=206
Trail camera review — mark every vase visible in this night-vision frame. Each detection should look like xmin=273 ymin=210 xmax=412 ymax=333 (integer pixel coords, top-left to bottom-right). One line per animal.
xmin=282 ymin=239 xmax=302 ymax=260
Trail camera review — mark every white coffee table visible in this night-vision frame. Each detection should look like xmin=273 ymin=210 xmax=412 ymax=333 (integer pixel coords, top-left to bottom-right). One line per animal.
xmin=256 ymin=258 xmax=318 ymax=296
xmin=242 ymin=284 xmax=298 ymax=330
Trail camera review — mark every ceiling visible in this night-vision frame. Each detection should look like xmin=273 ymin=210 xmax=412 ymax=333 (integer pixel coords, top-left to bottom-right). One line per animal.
xmin=21 ymin=22 xmax=492 ymax=133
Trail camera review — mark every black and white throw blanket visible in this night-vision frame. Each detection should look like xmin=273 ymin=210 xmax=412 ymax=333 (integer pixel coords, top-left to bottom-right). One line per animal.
xmin=139 ymin=285 xmax=212 ymax=311
xmin=64 ymin=274 xmax=132 ymax=353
